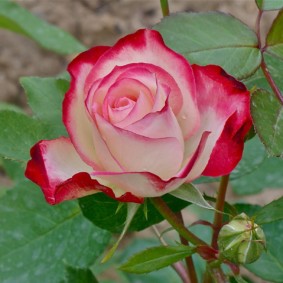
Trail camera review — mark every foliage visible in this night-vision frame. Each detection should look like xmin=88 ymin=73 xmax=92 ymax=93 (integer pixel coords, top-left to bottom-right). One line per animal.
xmin=0 ymin=0 xmax=282 ymax=282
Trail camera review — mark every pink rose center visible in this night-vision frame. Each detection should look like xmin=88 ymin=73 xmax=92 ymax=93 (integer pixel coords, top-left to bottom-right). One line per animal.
xmin=85 ymin=64 xmax=183 ymax=130
xmin=113 ymin=97 xmax=136 ymax=109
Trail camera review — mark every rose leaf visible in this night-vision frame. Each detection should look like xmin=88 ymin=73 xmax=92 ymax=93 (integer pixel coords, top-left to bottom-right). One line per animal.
xmin=0 ymin=0 xmax=86 ymax=54
xmin=154 ymin=12 xmax=261 ymax=79
xmin=0 ymin=181 xmax=110 ymax=283
xmin=251 ymin=89 xmax=283 ymax=158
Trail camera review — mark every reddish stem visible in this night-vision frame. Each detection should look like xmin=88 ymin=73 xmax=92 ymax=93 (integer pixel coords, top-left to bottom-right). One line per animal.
xmin=256 ymin=9 xmax=283 ymax=104
xmin=176 ymin=211 xmax=198 ymax=283
xmin=211 ymin=175 xmax=230 ymax=249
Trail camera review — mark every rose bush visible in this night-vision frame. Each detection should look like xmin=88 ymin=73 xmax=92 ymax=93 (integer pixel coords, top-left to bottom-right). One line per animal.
xmin=25 ymin=29 xmax=252 ymax=205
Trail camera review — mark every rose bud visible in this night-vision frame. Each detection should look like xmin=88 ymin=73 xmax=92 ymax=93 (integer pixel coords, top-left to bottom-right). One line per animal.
xmin=218 ymin=213 xmax=266 ymax=264
xmin=25 ymin=29 xmax=252 ymax=205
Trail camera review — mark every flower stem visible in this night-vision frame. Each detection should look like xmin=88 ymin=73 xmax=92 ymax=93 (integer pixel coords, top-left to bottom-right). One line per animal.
xmin=211 ymin=175 xmax=230 ymax=249
xmin=202 ymin=175 xmax=230 ymax=283
xmin=150 ymin=197 xmax=208 ymax=246
xmin=176 ymin=211 xmax=198 ymax=283
xmin=256 ymin=9 xmax=283 ymax=104
xmin=152 ymin=225 xmax=190 ymax=283
xmin=160 ymin=0 xmax=170 ymax=17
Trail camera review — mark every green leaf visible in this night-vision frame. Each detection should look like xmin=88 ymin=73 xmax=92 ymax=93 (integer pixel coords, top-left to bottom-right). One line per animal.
xmin=0 ymin=181 xmax=110 ymax=283
xmin=244 ymin=53 xmax=283 ymax=93
xmin=79 ymin=193 xmax=189 ymax=233
xmin=170 ymin=183 xmax=214 ymax=210
xmin=120 ymin=245 xmax=195 ymax=274
xmin=120 ymin=239 xmax=181 ymax=283
xmin=20 ymin=77 xmax=69 ymax=136
xmin=266 ymin=10 xmax=283 ymax=59
xmin=0 ymin=102 xmax=24 ymax=113
xmin=61 ymin=266 xmax=98 ymax=283
xmin=251 ymin=89 xmax=283 ymax=158
xmin=256 ymin=0 xmax=283 ymax=11
xmin=0 ymin=0 xmax=86 ymax=54
xmin=254 ymin=196 xmax=283 ymax=224
xmin=0 ymin=110 xmax=58 ymax=162
xmin=231 ymin=154 xmax=283 ymax=195
xmin=231 ymin=136 xmax=267 ymax=178
xmin=102 ymin=203 xmax=140 ymax=263
xmin=154 ymin=12 xmax=261 ymax=79
xmin=1 ymin=158 xmax=25 ymax=182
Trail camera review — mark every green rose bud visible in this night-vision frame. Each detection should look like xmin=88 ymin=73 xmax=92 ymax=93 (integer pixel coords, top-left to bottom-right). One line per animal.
xmin=218 ymin=213 xmax=266 ymax=264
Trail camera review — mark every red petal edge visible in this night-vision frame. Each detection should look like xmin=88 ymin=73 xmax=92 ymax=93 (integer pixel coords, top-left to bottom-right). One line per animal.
xmin=25 ymin=141 xmax=143 ymax=205
xmin=192 ymin=65 xmax=252 ymax=177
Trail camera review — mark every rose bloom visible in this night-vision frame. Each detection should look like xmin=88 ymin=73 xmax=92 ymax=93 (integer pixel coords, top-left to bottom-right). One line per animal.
xmin=25 ymin=29 xmax=251 ymax=205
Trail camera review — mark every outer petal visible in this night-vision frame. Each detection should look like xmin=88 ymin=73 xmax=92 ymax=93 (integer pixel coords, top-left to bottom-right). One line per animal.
xmin=202 ymin=112 xmax=252 ymax=176
xmin=95 ymin=114 xmax=184 ymax=180
xmin=25 ymin=137 xmax=104 ymax=205
xmin=86 ymin=29 xmax=199 ymax=138
xmin=63 ymin=46 xmax=110 ymax=170
xmin=185 ymin=65 xmax=252 ymax=179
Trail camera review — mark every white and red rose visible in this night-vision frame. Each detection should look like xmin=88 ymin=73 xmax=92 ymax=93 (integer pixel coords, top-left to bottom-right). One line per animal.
xmin=25 ymin=29 xmax=252 ymax=205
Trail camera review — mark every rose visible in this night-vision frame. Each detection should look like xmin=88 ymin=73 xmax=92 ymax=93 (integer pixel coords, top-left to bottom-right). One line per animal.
xmin=25 ymin=29 xmax=251 ymax=205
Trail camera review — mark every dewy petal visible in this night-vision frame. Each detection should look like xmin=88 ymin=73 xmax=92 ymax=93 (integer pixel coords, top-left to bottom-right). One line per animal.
xmin=25 ymin=137 xmax=105 ymax=205
xmin=86 ymin=29 xmax=199 ymax=138
xmin=95 ymin=114 xmax=184 ymax=180
xmin=182 ymin=65 xmax=252 ymax=179
xmin=63 ymin=46 xmax=110 ymax=170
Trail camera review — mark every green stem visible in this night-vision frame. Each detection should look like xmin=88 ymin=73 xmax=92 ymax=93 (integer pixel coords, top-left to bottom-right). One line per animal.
xmin=151 ymin=197 xmax=207 ymax=246
xmin=203 ymin=175 xmax=230 ymax=283
xmin=211 ymin=175 xmax=230 ymax=248
xmin=160 ymin=0 xmax=170 ymax=17
xmin=176 ymin=211 xmax=198 ymax=283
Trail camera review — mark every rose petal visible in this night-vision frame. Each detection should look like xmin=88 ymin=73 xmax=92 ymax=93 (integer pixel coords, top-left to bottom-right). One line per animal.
xmin=95 ymin=114 xmax=184 ymax=179
xmin=202 ymin=112 xmax=252 ymax=176
xmin=86 ymin=63 xmax=176 ymax=116
xmin=63 ymin=46 xmax=110 ymax=170
xmin=182 ymin=65 xmax=252 ymax=179
xmin=104 ymin=78 xmax=153 ymax=124
xmin=125 ymin=102 xmax=184 ymax=145
xmin=91 ymin=131 xmax=210 ymax=198
xmin=114 ymin=91 xmax=153 ymax=128
xmin=86 ymin=29 xmax=199 ymax=138
xmin=25 ymin=137 xmax=103 ymax=205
